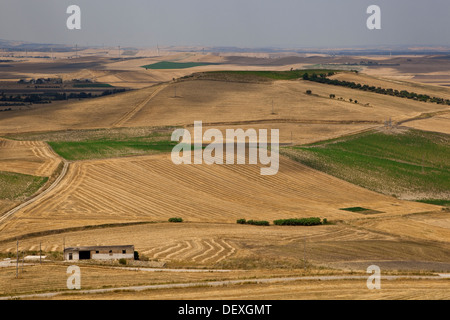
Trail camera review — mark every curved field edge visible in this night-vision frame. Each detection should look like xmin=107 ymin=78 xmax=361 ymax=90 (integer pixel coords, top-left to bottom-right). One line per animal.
xmin=0 ymin=171 xmax=48 ymax=201
xmin=282 ymin=128 xmax=450 ymax=202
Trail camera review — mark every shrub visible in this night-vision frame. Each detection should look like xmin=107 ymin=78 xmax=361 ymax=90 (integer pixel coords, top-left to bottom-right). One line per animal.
xmin=119 ymin=258 xmax=127 ymax=265
xmin=134 ymin=251 xmax=140 ymax=261
xmin=237 ymin=219 xmax=247 ymax=225
xmin=306 ymin=90 xmax=312 ymax=95
xmin=168 ymin=217 xmax=183 ymax=223
xmin=273 ymin=218 xmax=323 ymax=226
xmin=246 ymin=220 xmax=270 ymax=226
xmin=237 ymin=219 xmax=270 ymax=226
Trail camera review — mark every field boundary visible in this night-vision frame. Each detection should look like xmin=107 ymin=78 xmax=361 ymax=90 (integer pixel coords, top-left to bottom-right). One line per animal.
xmin=0 ymin=161 xmax=69 ymax=225
xmin=0 ymin=221 xmax=154 ymax=244
xmin=113 ymin=83 xmax=168 ymax=127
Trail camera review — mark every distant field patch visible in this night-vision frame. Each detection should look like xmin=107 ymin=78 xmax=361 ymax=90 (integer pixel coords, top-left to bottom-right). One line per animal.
xmin=48 ymin=137 xmax=177 ymax=161
xmin=416 ymin=199 xmax=450 ymax=207
xmin=142 ymin=61 xmax=220 ymax=70
xmin=340 ymin=207 xmax=383 ymax=215
xmin=0 ymin=171 xmax=48 ymax=201
xmin=283 ymin=129 xmax=450 ymax=200
xmin=73 ymin=83 xmax=113 ymax=88
xmin=201 ymin=70 xmax=341 ymax=82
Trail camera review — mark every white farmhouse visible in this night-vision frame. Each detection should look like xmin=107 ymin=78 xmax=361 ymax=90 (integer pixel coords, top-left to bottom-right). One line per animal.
xmin=64 ymin=245 xmax=134 ymax=261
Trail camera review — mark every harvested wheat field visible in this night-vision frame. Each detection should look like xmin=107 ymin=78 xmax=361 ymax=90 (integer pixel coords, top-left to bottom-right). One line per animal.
xmin=0 ymin=153 xmax=436 ymax=241
xmin=405 ymin=112 xmax=450 ymax=134
xmin=2 ymin=214 xmax=449 ymax=272
xmin=0 ymin=84 xmax=163 ymax=135
xmin=120 ymin=79 xmax=446 ymax=128
xmin=0 ymin=263 xmax=309 ymax=298
xmin=0 ymin=139 xmax=60 ymax=176
xmin=46 ymin=279 xmax=450 ymax=300
xmin=1 ymin=75 xmax=447 ymax=137
xmin=0 ymin=55 xmax=449 ymax=301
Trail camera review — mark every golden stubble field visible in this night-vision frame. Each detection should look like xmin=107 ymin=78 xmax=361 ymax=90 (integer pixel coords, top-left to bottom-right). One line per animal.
xmin=1 ymin=75 xmax=448 ymax=137
xmin=0 ymin=153 xmax=437 ymax=241
xmin=1 ymin=57 xmax=449 ymax=299
xmin=0 ymin=139 xmax=60 ymax=177
xmin=48 ymin=279 xmax=450 ymax=300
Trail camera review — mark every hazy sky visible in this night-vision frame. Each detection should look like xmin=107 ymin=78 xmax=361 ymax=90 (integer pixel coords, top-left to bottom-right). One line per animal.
xmin=1 ymin=0 xmax=449 ymax=48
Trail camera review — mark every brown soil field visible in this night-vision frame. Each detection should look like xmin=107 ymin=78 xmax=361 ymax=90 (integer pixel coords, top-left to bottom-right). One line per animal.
xmin=0 ymin=153 xmax=436 ymax=242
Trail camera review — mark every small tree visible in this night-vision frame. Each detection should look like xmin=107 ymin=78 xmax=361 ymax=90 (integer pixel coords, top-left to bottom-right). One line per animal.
xmin=306 ymin=90 xmax=312 ymax=95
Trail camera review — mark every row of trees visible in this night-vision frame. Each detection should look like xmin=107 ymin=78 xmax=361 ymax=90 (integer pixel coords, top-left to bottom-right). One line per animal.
xmin=0 ymin=89 xmax=126 ymax=105
xmin=303 ymin=73 xmax=450 ymax=105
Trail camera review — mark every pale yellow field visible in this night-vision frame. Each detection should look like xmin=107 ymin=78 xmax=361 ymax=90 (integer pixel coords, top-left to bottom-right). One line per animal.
xmin=405 ymin=112 xmax=450 ymax=134
xmin=0 ymin=55 xmax=449 ymax=300
xmin=1 ymin=76 xmax=447 ymax=138
xmin=0 ymin=139 xmax=60 ymax=176
xmin=48 ymin=279 xmax=450 ymax=300
xmin=0 ymin=153 xmax=436 ymax=242
xmin=0 ymin=263 xmax=305 ymax=297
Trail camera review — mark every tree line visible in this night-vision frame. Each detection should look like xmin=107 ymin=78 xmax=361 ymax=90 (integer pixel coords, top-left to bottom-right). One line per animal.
xmin=302 ymin=73 xmax=450 ymax=105
xmin=0 ymin=89 xmax=126 ymax=105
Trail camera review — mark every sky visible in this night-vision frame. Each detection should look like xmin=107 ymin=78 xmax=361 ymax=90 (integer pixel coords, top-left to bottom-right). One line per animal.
xmin=0 ymin=0 xmax=449 ymax=48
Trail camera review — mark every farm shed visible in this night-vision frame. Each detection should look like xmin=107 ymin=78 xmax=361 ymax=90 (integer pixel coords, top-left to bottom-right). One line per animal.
xmin=64 ymin=245 xmax=134 ymax=261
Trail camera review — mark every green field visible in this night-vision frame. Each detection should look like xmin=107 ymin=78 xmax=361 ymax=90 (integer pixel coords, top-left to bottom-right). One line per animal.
xmin=416 ymin=199 xmax=450 ymax=207
xmin=0 ymin=171 xmax=48 ymax=201
xmin=202 ymin=70 xmax=341 ymax=81
xmin=282 ymin=129 xmax=450 ymax=201
xmin=141 ymin=61 xmax=220 ymax=70
xmin=48 ymin=137 xmax=179 ymax=161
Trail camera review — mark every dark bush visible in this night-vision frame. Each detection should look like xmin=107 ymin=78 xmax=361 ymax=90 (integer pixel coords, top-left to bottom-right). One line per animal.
xmin=168 ymin=217 xmax=183 ymax=223
xmin=246 ymin=220 xmax=270 ymax=226
xmin=273 ymin=218 xmax=323 ymax=226
xmin=237 ymin=219 xmax=270 ymax=226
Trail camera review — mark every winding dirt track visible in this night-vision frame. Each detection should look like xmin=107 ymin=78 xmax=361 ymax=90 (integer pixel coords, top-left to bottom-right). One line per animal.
xmin=0 ymin=161 xmax=69 ymax=225
xmin=1 ymin=274 xmax=448 ymax=300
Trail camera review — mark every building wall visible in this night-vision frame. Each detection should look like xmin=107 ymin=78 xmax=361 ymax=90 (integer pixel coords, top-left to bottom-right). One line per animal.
xmin=64 ymin=250 xmax=134 ymax=261
xmin=91 ymin=253 xmax=134 ymax=260
xmin=64 ymin=251 xmax=79 ymax=261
